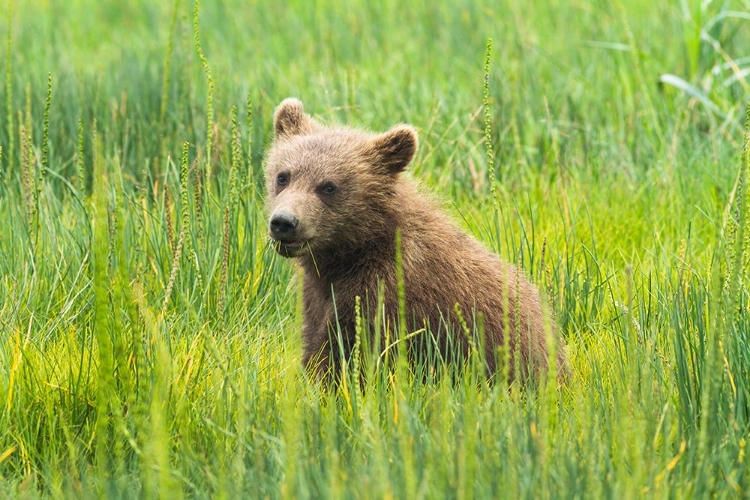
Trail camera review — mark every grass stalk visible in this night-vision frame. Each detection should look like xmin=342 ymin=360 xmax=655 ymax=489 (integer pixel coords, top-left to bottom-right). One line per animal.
xmin=4 ymin=0 xmax=12 ymax=185
xmin=245 ymin=92 xmax=253 ymax=185
xmin=90 ymin=119 xmax=116 ymax=482
xmin=39 ymin=72 xmax=50 ymax=190
xmin=193 ymin=153 xmax=205 ymax=254
xmin=218 ymin=205 xmax=230 ymax=318
xmin=230 ymin=104 xmax=240 ymax=216
xmin=164 ymin=184 xmax=175 ymax=256
xmin=75 ymin=117 xmax=84 ymax=192
xmin=192 ymin=0 xmax=214 ymax=176
xmin=19 ymin=124 xmax=35 ymax=226
xmin=482 ymin=38 xmax=498 ymax=202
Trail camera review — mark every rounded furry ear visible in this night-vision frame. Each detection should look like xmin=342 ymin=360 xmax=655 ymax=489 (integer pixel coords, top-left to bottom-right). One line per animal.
xmin=370 ymin=124 xmax=418 ymax=174
xmin=274 ymin=98 xmax=317 ymax=138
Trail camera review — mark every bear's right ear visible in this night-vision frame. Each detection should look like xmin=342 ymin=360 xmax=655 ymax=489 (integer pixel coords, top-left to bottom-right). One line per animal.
xmin=274 ymin=98 xmax=317 ymax=139
xmin=369 ymin=124 xmax=418 ymax=175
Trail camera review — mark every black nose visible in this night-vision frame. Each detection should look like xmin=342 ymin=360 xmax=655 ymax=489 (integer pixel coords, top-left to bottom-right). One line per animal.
xmin=270 ymin=211 xmax=299 ymax=239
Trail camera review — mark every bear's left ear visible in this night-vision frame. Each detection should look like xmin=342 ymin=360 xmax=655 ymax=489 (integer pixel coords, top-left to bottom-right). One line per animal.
xmin=369 ymin=124 xmax=418 ymax=174
xmin=274 ymin=98 xmax=318 ymax=139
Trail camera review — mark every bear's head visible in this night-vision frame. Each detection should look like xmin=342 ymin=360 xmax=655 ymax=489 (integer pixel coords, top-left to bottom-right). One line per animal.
xmin=265 ymin=98 xmax=418 ymax=259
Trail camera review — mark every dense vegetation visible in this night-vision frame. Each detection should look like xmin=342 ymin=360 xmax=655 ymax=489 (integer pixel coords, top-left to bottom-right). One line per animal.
xmin=1 ymin=0 xmax=749 ymax=497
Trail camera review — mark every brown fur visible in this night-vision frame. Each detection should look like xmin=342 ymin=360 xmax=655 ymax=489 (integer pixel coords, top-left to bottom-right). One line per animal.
xmin=265 ymin=98 xmax=567 ymax=383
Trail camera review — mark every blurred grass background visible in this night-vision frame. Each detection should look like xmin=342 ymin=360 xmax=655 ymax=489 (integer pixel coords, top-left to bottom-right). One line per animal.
xmin=0 ymin=0 xmax=749 ymax=497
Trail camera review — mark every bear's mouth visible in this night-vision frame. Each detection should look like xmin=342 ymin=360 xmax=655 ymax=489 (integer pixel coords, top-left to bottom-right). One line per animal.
xmin=271 ymin=238 xmax=309 ymax=257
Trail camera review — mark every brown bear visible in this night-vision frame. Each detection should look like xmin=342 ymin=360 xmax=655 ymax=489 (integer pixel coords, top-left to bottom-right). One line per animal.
xmin=265 ymin=98 xmax=567 ymax=383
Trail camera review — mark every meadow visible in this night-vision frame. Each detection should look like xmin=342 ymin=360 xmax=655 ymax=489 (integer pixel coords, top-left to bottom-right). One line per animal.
xmin=1 ymin=0 xmax=749 ymax=497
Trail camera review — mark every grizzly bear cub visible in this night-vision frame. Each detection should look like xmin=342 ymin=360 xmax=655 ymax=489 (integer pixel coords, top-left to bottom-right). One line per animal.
xmin=266 ymin=98 xmax=566 ymax=383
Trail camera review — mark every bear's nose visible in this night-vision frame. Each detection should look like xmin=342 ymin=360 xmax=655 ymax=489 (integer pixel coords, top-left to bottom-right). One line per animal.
xmin=270 ymin=211 xmax=299 ymax=239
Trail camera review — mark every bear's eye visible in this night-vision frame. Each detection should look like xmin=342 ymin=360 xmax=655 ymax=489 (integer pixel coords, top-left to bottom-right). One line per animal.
xmin=319 ymin=182 xmax=337 ymax=196
xmin=277 ymin=173 xmax=289 ymax=186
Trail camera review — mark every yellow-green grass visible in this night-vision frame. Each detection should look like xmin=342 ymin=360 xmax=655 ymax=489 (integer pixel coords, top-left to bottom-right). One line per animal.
xmin=1 ymin=0 xmax=749 ymax=497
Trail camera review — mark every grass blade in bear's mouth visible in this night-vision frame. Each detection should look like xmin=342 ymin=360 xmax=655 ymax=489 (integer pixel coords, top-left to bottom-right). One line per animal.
xmin=275 ymin=239 xmax=303 ymax=248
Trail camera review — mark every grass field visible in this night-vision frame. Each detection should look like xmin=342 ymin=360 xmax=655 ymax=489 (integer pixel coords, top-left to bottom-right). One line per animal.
xmin=1 ymin=0 xmax=749 ymax=497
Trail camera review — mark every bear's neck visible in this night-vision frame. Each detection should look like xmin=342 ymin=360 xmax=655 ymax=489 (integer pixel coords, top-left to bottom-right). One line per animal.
xmin=298 ymin=224 xmax=397 ymax=283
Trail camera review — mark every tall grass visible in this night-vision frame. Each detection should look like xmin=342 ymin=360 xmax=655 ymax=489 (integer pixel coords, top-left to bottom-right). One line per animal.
xmin=0 ymin=0 xmax=749 ymax=497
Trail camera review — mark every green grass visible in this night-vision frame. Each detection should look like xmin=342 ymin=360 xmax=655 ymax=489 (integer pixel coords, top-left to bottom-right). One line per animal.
xmin=1 ymin=0 xmax=749 ymax=497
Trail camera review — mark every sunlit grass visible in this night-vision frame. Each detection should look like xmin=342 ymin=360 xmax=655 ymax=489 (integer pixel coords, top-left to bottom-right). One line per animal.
xmin=0 ymin=0 xmax=749 ymax=497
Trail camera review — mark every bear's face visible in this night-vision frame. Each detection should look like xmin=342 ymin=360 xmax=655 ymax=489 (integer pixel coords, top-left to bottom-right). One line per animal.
xmin=265 ymin=98 xmax=418 ymax=259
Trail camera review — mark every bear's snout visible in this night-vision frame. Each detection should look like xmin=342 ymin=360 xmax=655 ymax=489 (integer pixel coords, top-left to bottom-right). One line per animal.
xmin=269 ymin=210 xmax=300 ymax=241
